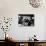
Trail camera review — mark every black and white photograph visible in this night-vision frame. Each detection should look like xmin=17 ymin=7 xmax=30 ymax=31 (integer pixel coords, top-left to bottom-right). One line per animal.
xmin=18 ymin=14 xmax=34 ymax=26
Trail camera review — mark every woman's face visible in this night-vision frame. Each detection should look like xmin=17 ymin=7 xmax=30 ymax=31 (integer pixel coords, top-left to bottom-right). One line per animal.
xmin=22 ymin=16 xmax=30 ymax=26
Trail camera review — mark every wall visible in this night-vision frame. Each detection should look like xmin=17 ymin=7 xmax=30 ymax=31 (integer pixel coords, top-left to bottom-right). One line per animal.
xmin=0 ymin=0 xmax=46 ymax=40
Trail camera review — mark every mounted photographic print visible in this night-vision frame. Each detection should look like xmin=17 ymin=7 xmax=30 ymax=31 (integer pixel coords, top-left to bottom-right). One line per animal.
xmin=18 ymin=14 xmax=34 ymax=26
